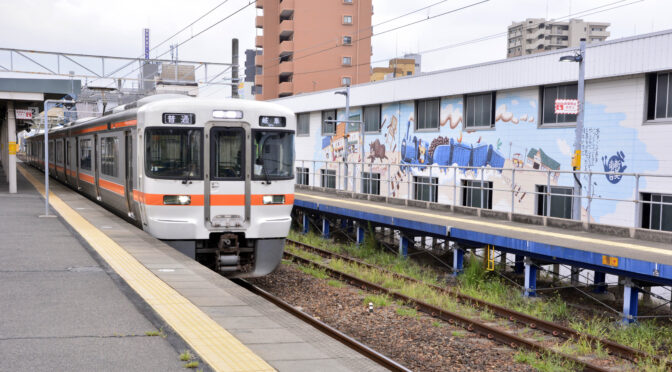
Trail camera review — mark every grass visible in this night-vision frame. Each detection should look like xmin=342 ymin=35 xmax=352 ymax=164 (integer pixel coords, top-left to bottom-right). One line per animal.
xmin=145 ymin=329 xmax=165 ymax=337
xmin=184 ymin=361 xmax=199 ymax=369
xmin=327 ymin=279 xmax=344 ymax=288
xmin=296 ymin=264 xmax=329 ymax=280
xmin=364 ymin=293 xmax=391 ymax=307
xmin=395 ymin=307 xmax=418 ymax=318
xmin=179 ymin=351 xmax=193 ymax=362
xmin=432 ymin=321 xmax=444 ymax=328
xmin=513 ymin=351 xmax=580 ymax=372
xmin=451 ymin=330 xmax=464 ymax=337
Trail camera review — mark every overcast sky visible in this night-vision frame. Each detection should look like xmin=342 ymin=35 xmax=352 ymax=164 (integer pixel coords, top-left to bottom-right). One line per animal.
xmin=1 ymin=0 xmax=670 ymax=98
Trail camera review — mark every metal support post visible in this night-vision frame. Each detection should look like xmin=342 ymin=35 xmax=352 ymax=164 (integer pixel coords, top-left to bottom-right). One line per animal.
xmin=500 ymin=252 xmax=507 ymax=270
xmin=356 ymin=225 xmax=365 ymax=245
xmin=399 ymin=236 xmax=409 ymax=258
xmin=514 ymin=254 xmax=525 ymax=274
xmin=571 ymin=267 xmax=580 ymax=285
xmin=452 ymin=246 xmax=464 ymax=276
xmin=322 ymin=217 xmax=330 ymax=239
xmin=524 ymin=257 xmax=537 ymax=297
xmin=302 ymin=213 xmax=309 ymax=234
xmin=6 ymin=101 xmax=16 ymax=193
xmin=572 ymin=38 xmax=586 ymax=220
xmin=231 ymin=38 xmax=239 ymax=98
xmin=622 ymin=278 xmax=639 ymax=324
xmin=593 ymin=271 xmax=607 ymax=294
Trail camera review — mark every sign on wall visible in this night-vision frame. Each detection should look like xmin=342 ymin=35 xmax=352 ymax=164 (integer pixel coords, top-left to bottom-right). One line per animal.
xmin=554 ymin=99 xmax=579 ymax=115
xmin=15 ymin=109 xmax=32 ymax=120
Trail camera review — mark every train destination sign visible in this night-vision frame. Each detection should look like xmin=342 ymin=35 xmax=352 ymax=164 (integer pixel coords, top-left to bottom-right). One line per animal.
xmin=162 ymin=113 xmax=195 ymax=125
xmin=259 ymin=116 xmax=286 ymax=127
xmin=554 ymin=99 xmax=579 ymax=115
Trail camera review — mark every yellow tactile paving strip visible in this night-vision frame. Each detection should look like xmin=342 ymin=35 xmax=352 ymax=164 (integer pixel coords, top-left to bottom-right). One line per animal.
xmin=20 ymin=166 xmax=275 ymax=372
xmin=296 ymin=192 xmax=672 ymax=258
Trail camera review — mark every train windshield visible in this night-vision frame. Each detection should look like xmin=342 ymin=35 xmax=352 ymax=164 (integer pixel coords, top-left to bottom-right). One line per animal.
xmin=145 ymin=128 xmax=203 ymax=179
xmin=252 ymin=130 xmax=294 ymax=180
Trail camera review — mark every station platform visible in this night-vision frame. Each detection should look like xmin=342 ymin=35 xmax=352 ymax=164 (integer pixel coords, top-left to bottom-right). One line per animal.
xmin=294 ymin=187 xmax=672 ymax=322
xmin=1 ymin=162 xmax=385 ymax=372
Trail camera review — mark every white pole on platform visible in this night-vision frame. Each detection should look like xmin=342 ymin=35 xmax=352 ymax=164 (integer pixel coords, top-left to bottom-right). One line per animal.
xmin=7 ymin=101 xmax=17 ymax=194
xmin=41 ymin=99 xmax=75 ymax=217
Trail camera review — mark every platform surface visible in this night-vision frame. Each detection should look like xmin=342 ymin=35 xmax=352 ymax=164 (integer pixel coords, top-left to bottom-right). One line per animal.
xmin=295 ymin=189 xmax=672 ymax=284
xmin=5 ymin=162 xmax=385 ymax=372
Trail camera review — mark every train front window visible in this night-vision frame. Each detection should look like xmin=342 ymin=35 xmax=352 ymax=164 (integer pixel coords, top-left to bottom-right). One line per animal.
xmin=145 ymin=128 xmax=203 ymax=179
xmin=252 ymin=130 xmax=294 ymax=180
xmin=211 ymin=127 xmax=244 ymax=180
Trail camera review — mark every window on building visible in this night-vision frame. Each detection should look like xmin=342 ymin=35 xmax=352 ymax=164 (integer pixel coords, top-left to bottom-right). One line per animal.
xmin=536 ymin=185 xmax=573 ymax=219
xmin=80 ymin=138 xmax=92 ymax=171
xmin=297 ymin=113 xmax=310 ymax=136
xmin=465 ymin=92 xmax=495 ymax=128
xmin=343 ymin=36 xmax=352 ymax=45
xmin=363 ymin=105 xmax=381 ymax=133
xmin=542 ymin=84 xmax=578 ymax=125
xmin=361 ymin=172 xmax=380 ymax=195
xmin=256 ymin=85 xmax=263 ymax=95
xmin=341 ymin=76 xmax=351 ymax=86
xmin=641 ymin=193 xmax=672 ymax=232
xmin=321 ymin=110 xmax=336 ymax=135
xmin=646 ymin=72 xmax=672 ymax=121
xmin=343 ymin=0 xmax=353 ymax=3
xmin=414 ymin=176 xmax=438 ymax=202
xmin=462 ymin=180 xmax=493 ymax=209
xmin=415 ymin=98 xmax=440 ymax=130
xmin=101 ymin=137 xmax=119 ymax=177
xmin=256 ymin=66 xmax=262 ymax=75
xmin=296 ymin=167 xmax=310 ymax=185
xmin=343 ymin=15 xmax=352 ymax=24
xmin=321 ymin=169 xmax=336 ymax=189
xmin=342 ymin=56 xmax=352 ymax=66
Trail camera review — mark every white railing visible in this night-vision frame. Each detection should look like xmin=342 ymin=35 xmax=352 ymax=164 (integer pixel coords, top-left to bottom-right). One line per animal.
xmin=294 ymin=160 xmax=672 ymax=232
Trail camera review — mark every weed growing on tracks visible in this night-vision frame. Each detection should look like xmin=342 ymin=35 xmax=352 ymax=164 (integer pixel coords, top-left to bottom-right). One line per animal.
xmin=514 ymin=350 xmax=579 ymax=371
xmin=327 ymin=280 xmax=344 ymax=288
xmin=297 ymin=264 xmax=329 ymax=279
xmin=184 ymin=361 xmax=199 ymax=369
xmin=179 ymin=351 xmax=193 ymax=361
xmin=364 ymin=294 xmax=391 ymax=307
xmin=395 ymin=307 xmax=418 ymax=318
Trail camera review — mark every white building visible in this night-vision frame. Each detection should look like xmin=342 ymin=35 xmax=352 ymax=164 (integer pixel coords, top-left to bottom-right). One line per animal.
xmin=274 ymin=29 xmax=672 ymax=231
xmin=508 ymin=18 xmax=610 ymax=58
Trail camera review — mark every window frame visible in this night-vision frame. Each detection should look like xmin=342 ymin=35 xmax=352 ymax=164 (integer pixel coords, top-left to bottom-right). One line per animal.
xmin=415 ymin=98 xmax=440 ymax=132
xmin=413 ymin=176 xmax=438 ymax=202
xmin=296 ymin=167 xmax=310 ymax=185
xmin=535 ymin=185 xmax=573 ymax=219
xmin=461 ymin=180 xmax=493 ymax=209
xmin=645 ymin=71 xmax=672 ymax=123
xmin=79 ymin=136 xmax=93 ymax=172
xmin=361 ymin=171 xmax=380 ymax=195
xmin=342 ymin=56 xmax=352 ymax=66
xmin=320 ymin=169 xmax=336 ymax=189
xmin=100 ymin=135 xmax=120 ymax=178
xmin=363 ymin=105 xmax=382 ymax=133
xmin=464 ymin=92 xmax=496 ymax=130
xmin=251 ymin=129 xmax=295 ymax=181
xmin=342 ymin=35 xmax=352 ymax=45
xmin=145 ymin=127 xmax=204 ymax=181
xmin=341 ymin=76 xmax=351 ymax=86
xmin=321 ymin=109 xmax=336 ymax=135
xmin=641 ymin=192 xmax=672 ymax=232
xmin=343 ymin=15 xmax=353 ymax=25
xmin=540 ymin=83 xmax=579 ymax=127
xmin=297 ymin=113 xmax=310 ymax=137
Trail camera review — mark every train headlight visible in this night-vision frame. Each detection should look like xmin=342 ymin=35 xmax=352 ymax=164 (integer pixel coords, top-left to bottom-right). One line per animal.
xmin=262 ymin=195 xmax=285 ymax=205
xmin=212 ymin=110 xmax=243 ymax=119
xmin=163 ymin=195 xmax=191 ymax=205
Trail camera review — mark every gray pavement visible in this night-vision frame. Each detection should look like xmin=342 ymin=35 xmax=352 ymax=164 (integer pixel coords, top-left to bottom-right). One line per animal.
xmin=0 ymin=164 xmax=187 ymax=372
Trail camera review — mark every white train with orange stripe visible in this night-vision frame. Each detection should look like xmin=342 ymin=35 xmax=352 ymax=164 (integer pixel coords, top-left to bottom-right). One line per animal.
xmin=25 ymin=94 xmax=295 ymax=277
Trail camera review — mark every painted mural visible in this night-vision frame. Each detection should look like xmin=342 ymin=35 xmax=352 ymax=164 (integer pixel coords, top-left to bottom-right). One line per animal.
xmin=303 ymin=82 xmax=663 ymax=228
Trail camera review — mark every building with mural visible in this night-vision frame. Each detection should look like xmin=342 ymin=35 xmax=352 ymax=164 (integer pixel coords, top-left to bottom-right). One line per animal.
xmin=277 ymin=30 xmax=672 ymax=232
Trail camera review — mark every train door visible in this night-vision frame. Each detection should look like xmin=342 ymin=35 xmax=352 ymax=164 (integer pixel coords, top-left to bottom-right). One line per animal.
xmin=94 ymin=134 xmax=101 ymax=201
xmin=65 ymin=138 xmax=70 ymax=184
xmin=124 ymin=131 xmax=134 ymax=218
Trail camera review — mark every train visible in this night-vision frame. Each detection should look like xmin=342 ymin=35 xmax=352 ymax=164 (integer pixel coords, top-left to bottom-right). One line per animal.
xmin=25 ymin=94 xmax=296 ymax=277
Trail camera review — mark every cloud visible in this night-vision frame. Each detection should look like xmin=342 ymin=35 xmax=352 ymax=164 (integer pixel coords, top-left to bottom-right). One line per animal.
xmin=529 ymin=100 xmax=537 ymax=109
xmin=557 ymin=138 xmax=572 ymax=157
xmin=511 ymin=99 xmax=519 ymax=105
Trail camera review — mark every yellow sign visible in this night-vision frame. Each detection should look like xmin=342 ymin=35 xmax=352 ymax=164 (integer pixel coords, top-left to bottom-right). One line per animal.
xmin=8 ymin=141 xmax=17 ymax=155
xmin=571 ymin=150 xmax=581 ymax=169
xmin=601 ymin=255 xmax=619 ymax=267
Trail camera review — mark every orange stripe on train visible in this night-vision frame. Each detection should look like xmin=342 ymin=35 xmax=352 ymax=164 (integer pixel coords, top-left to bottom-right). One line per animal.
xmin=132 ymin=192 xmax=294 ymax=206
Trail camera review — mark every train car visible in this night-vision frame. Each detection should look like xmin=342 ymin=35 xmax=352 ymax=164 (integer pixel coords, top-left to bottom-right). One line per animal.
xmin=26 ymin=94 xmax=296 ymax=277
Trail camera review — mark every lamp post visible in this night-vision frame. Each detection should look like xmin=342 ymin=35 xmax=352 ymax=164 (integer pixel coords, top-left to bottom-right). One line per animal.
xmin=41 ymin=99 xmax=75 ymax=217
xmin=335 ymin=85 xmax=351 ymax=190
xmin=559 ymin=38 xmax=585 ymax=221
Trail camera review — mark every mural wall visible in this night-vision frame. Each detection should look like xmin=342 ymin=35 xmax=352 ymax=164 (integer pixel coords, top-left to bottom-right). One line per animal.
xmin=295 ymin=76 xmax=670 ymax=228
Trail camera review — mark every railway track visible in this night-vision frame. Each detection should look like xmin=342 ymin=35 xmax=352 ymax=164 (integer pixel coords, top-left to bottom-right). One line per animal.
xmin=234 ymin=278 xmax=412 ymax=372
xmin=285 ymin=238 xmax=665 ymax=371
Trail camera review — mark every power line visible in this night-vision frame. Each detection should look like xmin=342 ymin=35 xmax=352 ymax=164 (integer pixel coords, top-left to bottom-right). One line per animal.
xmin=285 ymin=0 xmax=642 ymax=79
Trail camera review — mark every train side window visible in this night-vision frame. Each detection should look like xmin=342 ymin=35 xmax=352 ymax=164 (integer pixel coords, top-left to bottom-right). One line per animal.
xmin=101 ymin=136 xmax=119 ymax=177
xmin=80 ymin=138 xmax=92 ymax=171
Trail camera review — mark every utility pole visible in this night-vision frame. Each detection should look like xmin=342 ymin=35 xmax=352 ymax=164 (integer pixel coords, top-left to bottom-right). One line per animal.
xmin=573 ymin=39 xmax=586 ymax=220
xmin=41 ymin=99 xmax=75 ymax=217
xmin=232 ymin=38 xmax=239 ymax=98
xmin=333 ymin=85 xmax=361 ymax=191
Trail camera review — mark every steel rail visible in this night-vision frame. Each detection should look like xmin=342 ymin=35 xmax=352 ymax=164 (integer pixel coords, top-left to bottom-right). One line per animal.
xmin=233 ymin=279 xmax=412 ymax=372
xmin=284 ymin=243 xmax=617 ymax=372
xmin=287 ymin=239 xmax=665 ymax=367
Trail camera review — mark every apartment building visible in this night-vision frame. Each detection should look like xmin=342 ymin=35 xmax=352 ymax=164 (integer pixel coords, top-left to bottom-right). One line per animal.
xmin=371 ymin=54 xmax=422 ymax=81
xmin=508 ymin=18 xmax=610 ymax=58
xmin=254 ymin=0 xmax=372 ymax=100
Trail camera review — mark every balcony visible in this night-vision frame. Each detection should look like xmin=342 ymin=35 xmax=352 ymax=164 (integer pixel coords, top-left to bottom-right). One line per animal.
xmin=279 ymin=40 xmax=294 ymax=57
xmin=255 ymin=54 xmax=263 ymax=66
xmin=255 ymin=35 xmax=263 ymax=48
xmin=278 ymin=81 xmax=293 ymax=96
xmin=255 ymin=15 xmax=263 ymax=28
xmin=279 ymin=19 xmax=294 ymax=39
xmin=590 ymin=30 xmax=610 ymax=38
xmin=255 ymin=74 xmax=263 ymax=86
xmin=279 ymin=60 xmax=293 ymax=76
xmin=279 ymin=0 xmax=294 ymax=18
